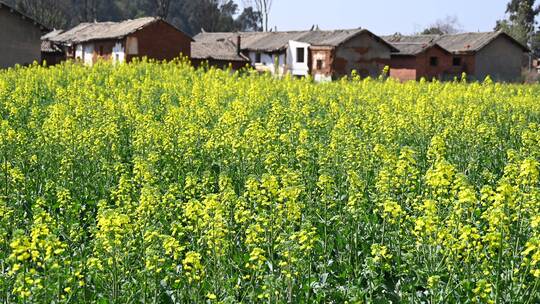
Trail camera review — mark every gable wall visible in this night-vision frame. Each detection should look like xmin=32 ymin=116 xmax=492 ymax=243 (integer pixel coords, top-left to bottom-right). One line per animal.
xmin=332 ymin=33 xmax=392 ymax=78
xmin=474 ymin=36 xmax=524 ymax=82
xmin=127 ymin=20 xmax=192 ymax=62
xmin=0 ymin=7 xmax=42 ymax=68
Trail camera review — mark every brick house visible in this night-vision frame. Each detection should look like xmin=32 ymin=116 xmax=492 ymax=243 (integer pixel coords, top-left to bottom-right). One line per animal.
xmin=383 ymin=35 xmax=455 ymax=81
xmin=50 ymin=17 xmax=192 ymax=65
xmin=0 ymin=1 xmax=48 ymax=68
xmin=194 ymin=29 xmax=397 ymax=81
xmin=385 ymin=31 xmax=529 ymax=82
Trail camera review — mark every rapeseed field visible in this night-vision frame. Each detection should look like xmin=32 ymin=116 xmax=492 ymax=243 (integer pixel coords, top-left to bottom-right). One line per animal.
xmin=1 ymin=60 xmax=540 ymax=303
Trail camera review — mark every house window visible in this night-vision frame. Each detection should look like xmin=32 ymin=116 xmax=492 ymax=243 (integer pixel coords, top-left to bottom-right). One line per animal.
xmin=430 ymin=56 xmax=439 ymax=67
xmin=255 ymin=53 xmax=262 ymax=63
xmin=296 ymin=48 xmax=305 ymax=63
xmin=453 ymin=57 xmax=462 ymax=66
xmin=99 ymin=46 xmax=104 ymax=56
xmin=316 ymin=59 xmax=324 ymax=70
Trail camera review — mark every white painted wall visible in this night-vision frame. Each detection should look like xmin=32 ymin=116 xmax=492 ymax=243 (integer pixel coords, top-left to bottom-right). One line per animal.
xmin=287 ymin=40 xmax=310 ymax=76
xmin=248 ymin=51 xmax=286 ymax=75
xmin=246 ymin=41 xmax=309 ymax=77
xmin=314 ymin=74 xmax=332 ymax=82
xmin=112 ymin=42 xmax=125 ymax=64
xmin=75 ymin=44 xmax=83 ymax=61
xmin=83 ymin=44 xmax=94 ymax=65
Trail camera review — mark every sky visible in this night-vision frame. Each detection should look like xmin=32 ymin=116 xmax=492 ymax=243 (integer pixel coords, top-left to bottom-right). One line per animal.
xmin=257 ymin=0 xmax=511 ymax=35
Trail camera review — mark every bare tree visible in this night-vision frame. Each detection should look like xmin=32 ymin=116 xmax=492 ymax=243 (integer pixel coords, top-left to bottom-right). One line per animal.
xmin=17 ymin=0 xmax=70 ymax=28
xmin=421 ymin=15 xmax=463 ymax=35
xmin=244 ymin=0 xmax=272 ymax=31
xmin=155 ymin=0 xmax=171 ymax=18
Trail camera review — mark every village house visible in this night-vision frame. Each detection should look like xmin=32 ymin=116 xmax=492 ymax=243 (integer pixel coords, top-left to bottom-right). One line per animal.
xmin=41 ymin=29 xmax=66 ymax=65
xmin=383 ymin=35 xmax=455 ymax=81
xmin=0 ymin=1 xmax=48 ymax=68
xmin=49 ymin=17 xmax=192 ymax=66
xmin=385 ymin=31 xmax=529 ymax=82
xmin=193 ymin=28 xmax=397 ymax=81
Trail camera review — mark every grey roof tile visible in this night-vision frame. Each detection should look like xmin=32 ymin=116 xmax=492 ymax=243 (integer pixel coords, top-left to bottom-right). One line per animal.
xmin=191 ymin=40 xmax=249 ymax=61
xmin=51 ymin=17 xmax=160 ymax=43
xmin=194 ymin=28 xmax=397 ymax=53
xmin=384 ymin=31 xmax=529 ymax=55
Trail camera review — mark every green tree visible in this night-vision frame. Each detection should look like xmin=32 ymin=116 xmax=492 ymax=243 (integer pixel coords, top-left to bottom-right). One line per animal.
xmin=235 ymin=6 xmax=262 ymax=31
xmin=495 ymin=0 xmax=539 ymax=46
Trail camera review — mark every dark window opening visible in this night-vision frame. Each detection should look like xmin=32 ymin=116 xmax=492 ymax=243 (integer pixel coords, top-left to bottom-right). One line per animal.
xmin=255 ymin=52 xmax=262 ymax=63
xmin=316 ymin=59 xmax=323 ymax=70
xmin=453 ymin=57 xmax=462 ymax=66
xmin=430 ymin=57 xmax=439 ymax=67
xmin=296 ymin=48 xmax=305 ymax=63
xmin=99 ymin=46 xmax=104 ymax=56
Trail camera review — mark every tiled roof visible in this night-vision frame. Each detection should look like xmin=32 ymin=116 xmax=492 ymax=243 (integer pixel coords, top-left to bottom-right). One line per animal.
xmin=436 ymin=31 xmax=529 ymax=53
xmin=41 ymin=40 xmax=62 ymax=53
xmin=191 ymin=40 xmax=249 ymax=62
xmin=194 ymin=29 xmax=397 ymax=52
xmin=42 ymin=29 xmax=64 ymax=40
xmin=50 ymin=17 xmax=173 ymax=44
xmin=384 ymin=31 xmax=530 ymax=55
xmin=382 ymin=34 xmax=447 ymax=55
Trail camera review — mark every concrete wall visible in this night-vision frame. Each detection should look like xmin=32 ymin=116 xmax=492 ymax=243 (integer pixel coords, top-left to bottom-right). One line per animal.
xmin=0 ymin=7 xmax=42 ymax=68
xmin=333 ymin=32 xmax=392 ymax=78
xmin=475 ymin=36 xmax=523 ymax=82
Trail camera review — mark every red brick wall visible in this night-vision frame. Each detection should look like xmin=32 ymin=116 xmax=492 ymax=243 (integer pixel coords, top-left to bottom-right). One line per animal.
xmin=460 ymin=54 xmax=476 ymax=77
xmin=390 ymin=68 xmax=417 ymax=81
xmin=310 ymin=47 xmax=333 ymax=77
xmin=387 ymin=55 xmax=416 ymax=69
xmin=387 ymin=55 xmax=417 ymax=81
xmin=127 ymin=20 xmax=191 ymax=62
xmin=416 ymin=46 xmax=452 ymax=80
xmin=387 ymin=46 xmax=474 ymax=81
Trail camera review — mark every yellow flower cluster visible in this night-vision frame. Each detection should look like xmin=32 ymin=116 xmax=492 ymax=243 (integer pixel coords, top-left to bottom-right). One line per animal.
xmin=2 ymin=60 xmax=540 ymax=302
